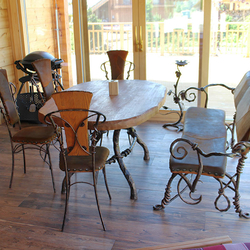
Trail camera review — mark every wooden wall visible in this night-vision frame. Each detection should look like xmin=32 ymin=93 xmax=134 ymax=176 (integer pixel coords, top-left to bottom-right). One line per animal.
xmin=0 ymin=0 xmax=72 ymax=89
xmin=0 ymin=0 xmax=16 ymax=83
xmin=25 ymin=0 xmax=73 ymax=89
xmin=0 ymin=0 xmax=72 ymax=124
xmin=26 ymin=0 xmax=57 ymax=55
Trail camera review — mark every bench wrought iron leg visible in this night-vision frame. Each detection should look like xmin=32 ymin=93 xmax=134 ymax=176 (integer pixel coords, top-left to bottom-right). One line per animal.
xmin=233 ymin=154 xmax=250 ymax=218
xmin=154 ymin=173 xmax=198 ymax=211
xmin=213 ymin=153 xmax=250 ymax=218
xmin=153 ymin=173 xmax=178 ymax=210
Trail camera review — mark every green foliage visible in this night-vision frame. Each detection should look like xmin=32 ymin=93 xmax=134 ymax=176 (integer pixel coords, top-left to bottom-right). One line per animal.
xmin=87 ymin=8 xmax=102 ymax=35
xmin=69 ymin=22 xmax=74 ymax=52
xmin=226 ymin=15 xmax=232 ymax=22
xmin=87 ymin=8 xmax=102 ymax=23
xmin=174 ymin=0 xmax=201 ymax=14
xmin=240 ymin=15 xmax=250 ymax=31
xmin=175 ymin=4 xmax=182 ymax=13
xmin=153 ymin=14 xmax=162 ymax=22
xmin=146 ymin=0 xmax=154 ymax=22
xmin=87 ymin=8 xmax=103 ymax=52
xmin=146 ymin=0 xmax=163 ymax=22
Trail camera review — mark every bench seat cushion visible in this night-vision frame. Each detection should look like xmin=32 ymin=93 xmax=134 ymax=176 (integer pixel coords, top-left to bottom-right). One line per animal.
xmin=170 ymin=107 xmax=227 ymax=178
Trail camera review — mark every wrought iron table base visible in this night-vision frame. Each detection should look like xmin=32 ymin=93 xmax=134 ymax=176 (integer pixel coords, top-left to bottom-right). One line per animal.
xmin=106 ymin=128 xmax=149 ymax=200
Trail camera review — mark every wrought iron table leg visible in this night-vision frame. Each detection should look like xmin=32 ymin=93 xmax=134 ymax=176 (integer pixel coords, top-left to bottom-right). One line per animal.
xmin=126 ymin=127 xmax=150 ymax=160
xmin=113 ymin=129 xmax=137 ymax=200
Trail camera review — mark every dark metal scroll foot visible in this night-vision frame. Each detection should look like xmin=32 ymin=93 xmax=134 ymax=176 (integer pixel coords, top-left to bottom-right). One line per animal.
xmin=153 ymin=173 xmax=178 ymax=211
xmin=163 ymin=122 xmax=183 ymax=132
xmin=234 ymin=195 xmax=250 ymax=219
xmin=231 ymin=150 xmax=250 ymax=219
xmin=162 ymin=101 xmax=184 ymax=132
xmin=239 ymin=212 xmax=250 ymax=219
xmin=153 ymin=204 xmax=165 ymax=210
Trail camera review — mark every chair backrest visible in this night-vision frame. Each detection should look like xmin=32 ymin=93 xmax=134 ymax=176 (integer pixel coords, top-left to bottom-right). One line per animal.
xmin=32 ymin=58 xmax=55 ymax=100
xmin=101 ymin=50 xmax=135 ymax=80
xmin=234 ymin=71 xmax=250 ymax=108
xmin=50 ymin=91 xmax=94 ymax=156
xmin=235 ymin=84 xmax=250 ymax=142
xmin=233 ymin=71 xmax=250 ymax=142
xmin=107 ymin=50 xmax=128 ymax=80
xmin=0 ymin=69 xmax=9 ymax=82
xmin=0 ymin=70 xmax=20 ymax=126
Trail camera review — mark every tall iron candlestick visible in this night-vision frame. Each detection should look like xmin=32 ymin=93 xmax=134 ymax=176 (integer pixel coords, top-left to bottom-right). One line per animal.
xmin=162 ymin=60 xmax=188 ymax=132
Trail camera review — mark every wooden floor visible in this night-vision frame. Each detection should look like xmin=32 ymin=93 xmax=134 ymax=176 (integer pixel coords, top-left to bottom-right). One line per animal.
xmin=0 ymin=121 xmax=249 ymax=249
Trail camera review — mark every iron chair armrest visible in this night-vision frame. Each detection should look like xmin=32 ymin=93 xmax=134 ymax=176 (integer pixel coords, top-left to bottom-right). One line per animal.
xmin=170 ymin=138 xmax=237 ymax=192
xmin=180 ymin=83 xmax=235 ymax=109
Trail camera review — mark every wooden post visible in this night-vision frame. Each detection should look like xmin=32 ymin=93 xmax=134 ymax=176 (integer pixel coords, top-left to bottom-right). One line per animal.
xmin=247 ymin=23 xmax=250 ymax=58
xmin=7 ymin=0 xmax=28 ymax=87
xmin=160 ymin=22 xmax=164 ymax=56
xmin=56 ymin=0 xmax=73 ymax=89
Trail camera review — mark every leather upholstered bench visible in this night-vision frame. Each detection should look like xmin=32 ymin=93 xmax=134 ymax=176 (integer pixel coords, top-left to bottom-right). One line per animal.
xmin=170 ymin=107 xmax=227 ymax=179
xmin=154 ymin=71 xmax=250 ymax=218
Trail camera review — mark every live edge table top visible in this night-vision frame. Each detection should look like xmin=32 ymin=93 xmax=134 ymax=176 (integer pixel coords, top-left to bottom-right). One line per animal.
xmin=38 ymin=80 xmax=167 ymax=130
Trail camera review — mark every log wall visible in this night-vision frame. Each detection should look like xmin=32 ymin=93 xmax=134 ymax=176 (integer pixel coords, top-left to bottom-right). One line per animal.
xmin=0 ymin=0 xmax=72 ymax=89
xmin=0 ymin=0 xmax=16 ymax=83
xmin=0 ymin=0 xmax=72 ymax=123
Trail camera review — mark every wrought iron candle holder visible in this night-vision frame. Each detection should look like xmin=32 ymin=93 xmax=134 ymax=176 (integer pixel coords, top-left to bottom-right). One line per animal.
xmin=162 ymin=60 xmax=188 ymax=132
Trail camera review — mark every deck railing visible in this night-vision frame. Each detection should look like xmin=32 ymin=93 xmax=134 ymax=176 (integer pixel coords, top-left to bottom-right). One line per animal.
xmin=88 ymin=21 xmax=250 ymax=56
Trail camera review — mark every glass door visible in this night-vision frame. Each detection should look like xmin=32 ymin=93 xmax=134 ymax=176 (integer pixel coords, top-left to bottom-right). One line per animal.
xmin=86 ymin=0 xmax=134 ymax=81
xmin=209 ymin=0 xmax=250 ymax=120
xmin=82 ymin=0 xmax=205 ymax=113
xmin=145 ymin=0 xmax=202 ymax=110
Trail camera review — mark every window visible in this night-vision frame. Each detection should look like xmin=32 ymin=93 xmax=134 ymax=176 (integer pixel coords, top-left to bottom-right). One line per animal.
xmin=123 ymin=0 xmax=130 ymax=5
xmin=153 ymin=0 xmax=160 ymax=4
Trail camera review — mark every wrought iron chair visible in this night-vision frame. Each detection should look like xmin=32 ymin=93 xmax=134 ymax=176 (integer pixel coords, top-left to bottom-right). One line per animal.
xmin=100 ymin=50 xmax=135 ymax=80
xmin=31 ymin=58 xmax=57 ymax=101
xmin=45 ymin=90 xmax=111 ymax=231
xmin=0 ymin=70 xmax=57 ymax=192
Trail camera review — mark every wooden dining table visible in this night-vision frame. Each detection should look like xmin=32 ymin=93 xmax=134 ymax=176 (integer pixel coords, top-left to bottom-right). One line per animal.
xmin=38 ymin=79 xmax=167 ymax=200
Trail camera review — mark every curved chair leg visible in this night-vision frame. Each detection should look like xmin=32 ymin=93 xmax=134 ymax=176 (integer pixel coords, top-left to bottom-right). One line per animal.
xmin=61 ymin=173 xmax=74 ymax=194
xmin=46 ymin=144 xmax=56 ymax=193
xmin=61 ymin=172 xmax=70 ymax=232
xmin=102 ymin=167 xmax=111 ymax=200
xmin=9 ymin=150 xmax=15 ymax=188
xmin=22 ymin=144 xmax=26 ymax=174
xmin=95 ymin=171 xmax=99 ymax=184
xmin=93 ymin=171 xmax=106 ymax=231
